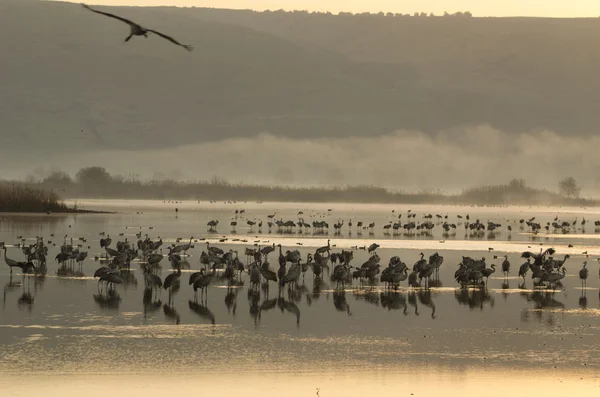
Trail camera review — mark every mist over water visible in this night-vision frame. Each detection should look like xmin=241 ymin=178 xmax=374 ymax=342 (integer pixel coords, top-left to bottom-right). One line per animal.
xmin=5 ymin=125 xmax=600 ymax=194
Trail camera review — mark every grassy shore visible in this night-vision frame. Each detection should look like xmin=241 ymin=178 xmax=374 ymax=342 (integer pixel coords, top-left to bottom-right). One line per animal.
xmin=0 ymin=182 xmax=69 ymax=212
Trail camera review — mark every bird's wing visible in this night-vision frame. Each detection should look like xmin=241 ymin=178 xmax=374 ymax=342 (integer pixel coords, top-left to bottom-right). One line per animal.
xmin=147 ymin=29 xmax=193 ymax=51
xmin=520 ymin=251 xmax=535 ymax=258
xmin=82 ymin=4 xmax=138 ymax=27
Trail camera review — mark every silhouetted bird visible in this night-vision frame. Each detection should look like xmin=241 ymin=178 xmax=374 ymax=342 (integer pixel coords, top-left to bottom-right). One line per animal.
xmin=82 ymin=4 xmax=193 ymax=51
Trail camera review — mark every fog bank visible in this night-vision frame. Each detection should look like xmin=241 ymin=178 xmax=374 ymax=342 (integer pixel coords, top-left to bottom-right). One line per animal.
xmin=5 ymin=125 xmax=598 ymax=194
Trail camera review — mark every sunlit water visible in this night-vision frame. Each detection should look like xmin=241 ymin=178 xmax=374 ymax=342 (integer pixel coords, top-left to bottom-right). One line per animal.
xmin=1 ymin=200 xmax=599 ymax=395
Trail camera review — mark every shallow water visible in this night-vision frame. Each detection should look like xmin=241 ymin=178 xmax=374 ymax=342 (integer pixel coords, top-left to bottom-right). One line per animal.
xmin=1 ymin=200 xmax=600 ymax=395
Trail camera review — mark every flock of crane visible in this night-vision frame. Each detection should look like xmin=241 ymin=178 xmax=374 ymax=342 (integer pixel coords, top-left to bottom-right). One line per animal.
xmin=2 ymin=228 xmax=596 ymax=306
xmin=209 ymin=209 xmax=600 ymax=239
xmin=1 ymin=206 xmax=599 ymax=326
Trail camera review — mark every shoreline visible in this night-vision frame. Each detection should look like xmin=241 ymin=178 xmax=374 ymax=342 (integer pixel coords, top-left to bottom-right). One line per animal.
xmin=0 ymin=208 xmax=115 ymax=215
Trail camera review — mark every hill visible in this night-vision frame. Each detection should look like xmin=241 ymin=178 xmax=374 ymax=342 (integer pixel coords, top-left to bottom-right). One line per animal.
xmin=185 ymin=8 xmax=600 ymax=135
xmin=2 ymin=1 xmax=405 ymax=151
xmin=3 ymin=1 xmax=600 ymax=188
xmin=3 ymin=1 xmax=600 ymax=156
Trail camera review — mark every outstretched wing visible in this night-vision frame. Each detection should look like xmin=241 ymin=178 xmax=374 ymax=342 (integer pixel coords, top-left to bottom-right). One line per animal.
xmin=82 ymin=4 xmax=138 ymax=27
xmin=520 ymin=251 xmax=535 ymax=259
xmin=147 ymin=29 xmax=193 ymax=51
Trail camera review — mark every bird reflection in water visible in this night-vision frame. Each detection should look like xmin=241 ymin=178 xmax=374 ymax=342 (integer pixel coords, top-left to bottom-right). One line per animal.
xmin=56 ymin=264 xmax=85 ymax=278
xmin=277 ymin=296 xmax=300 ymax=327
xmin=4 ymin=269 xmax=41 ymax=312
xmin=579 ymin=291 xmax=588 ymax=310
xmin=521 ymin=290 xmax=565 ymax=310
xmin=380 ymin=291 xmax=408 ymax=314
xmin=248 ymin=289 xmax=261 ymax=326
xmin=333 ymin=290 xmax=351 ymax=316
xmin=142 ymin=287 xmax=162 ymax=319
xmin=93 ymin=288 xmax=121 ymax=309
xmin=258 ymin=297 xmax=278 ymax=321
xmin=3 ymin=274 xmax=22 ymax=309
xmin=18 ymin=290 xmax=34 ymax=312
xmin=454 ymin=288 xmax=494 ymax=311
xmin=520 ymin=290 xmax=565 ymax=325
xmin=501 ymin=280 xmax=510 ymax=301
xmin=353 ymin=288 xmax=380 ymax=307
xmin=120 ymin=269 xmax=138 ymax=290
xmin=188 ymin=300 xmax=215 ymax=324
xmin=417 ymin=289 xmax=436 ymax=319
xmin=579 ymin=291 xmax=587 ymax=310
xmin=308 ymin=276 xmax=327 ymax=306
xmin=408 ymin=291 xmax=419 ymax=315
xmin=224 ymin=286 xmax=238 ymax=316
xmin=286 ymin=282 xmax=305 ymax=303
xmin=163 ymin=303 xmax=181 ymax=324
xmin=34 ymin=263 xmax=47 ymax=293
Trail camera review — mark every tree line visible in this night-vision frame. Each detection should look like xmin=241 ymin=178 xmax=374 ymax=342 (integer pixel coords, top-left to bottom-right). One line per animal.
xmin=21 ymin=167 xmax=590 ymax=206
xmin=259 ymin=9 xmax=474 ymax=18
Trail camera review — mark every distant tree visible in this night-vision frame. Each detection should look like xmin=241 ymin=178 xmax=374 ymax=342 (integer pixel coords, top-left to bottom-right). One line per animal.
xmin=43 ymin=171 xmax=72 ymax=185
xmin=413 ymin=12 xmax=419 ymax=17
xmin=420 ymin=12 xmax=427 ymax=17
xmin=151 ymin=172 xmax=167 ymax=181
xmin=464 ymin=11 xmax=473 ymax=17
xmin=126 ymin=173 xmax=140 ymax=183
xmin=169 ymin=170 xmax=184 ymax=181
xmin=508 ymin=178 xmax=526 ymax=190
xmin=429 ymin=12 xmax=435 ymax=17
xmin=75 ymin=166 xmax=112 ymax=186
xmin=386 ymin=12 xmax=394 ymax=17
xmin=25 ymin=175 xmax=39 ymax=184
xmin=558 ymin=177 xmax=581 ymax=198
xmin=210 ymin=175 xmax=229 ymax=186
xmin=443 ymin=11 xmax=449 ymax=17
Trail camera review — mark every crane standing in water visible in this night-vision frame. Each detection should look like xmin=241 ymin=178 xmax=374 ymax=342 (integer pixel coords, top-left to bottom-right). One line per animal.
xmin=579 ymin=261 xmax=589 ymax=288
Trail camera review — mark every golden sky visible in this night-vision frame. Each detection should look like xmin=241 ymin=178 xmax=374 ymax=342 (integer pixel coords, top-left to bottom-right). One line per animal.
xmin=59 ymin=1 xmax=600 ymax=17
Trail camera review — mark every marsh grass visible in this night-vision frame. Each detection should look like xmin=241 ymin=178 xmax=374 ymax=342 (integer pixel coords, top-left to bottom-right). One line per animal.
xmin=0 ymin=182 xmax=68 ymax=212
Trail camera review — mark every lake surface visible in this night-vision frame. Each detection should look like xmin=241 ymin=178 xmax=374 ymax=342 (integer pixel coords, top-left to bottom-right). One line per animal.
xmin=1 ymin=200 xmax=599 ymax=396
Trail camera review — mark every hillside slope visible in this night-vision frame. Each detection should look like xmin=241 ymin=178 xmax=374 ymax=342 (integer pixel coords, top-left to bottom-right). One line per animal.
xmin=2 ymin=1 xmax=600 ymax=159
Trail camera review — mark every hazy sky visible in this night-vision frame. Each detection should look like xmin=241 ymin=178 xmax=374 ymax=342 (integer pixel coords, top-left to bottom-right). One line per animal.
xmin=59 ymin=1 xmax=600 ymax=17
